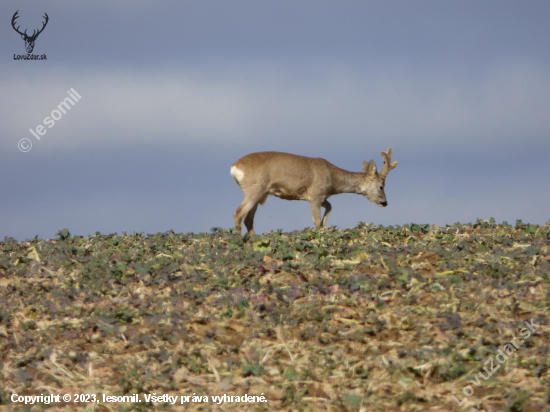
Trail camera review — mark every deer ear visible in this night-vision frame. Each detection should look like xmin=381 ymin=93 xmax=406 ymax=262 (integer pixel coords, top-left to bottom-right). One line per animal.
xmin=363 ymin=160 xmax=377 ymax=175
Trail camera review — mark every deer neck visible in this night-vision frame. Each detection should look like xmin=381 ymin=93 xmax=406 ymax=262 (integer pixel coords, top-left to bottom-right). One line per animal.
xmin=331 ymin=166 xmax=367 ymax=195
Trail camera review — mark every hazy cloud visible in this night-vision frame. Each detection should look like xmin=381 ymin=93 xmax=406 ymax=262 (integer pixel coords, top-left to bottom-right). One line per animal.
xmin=3 ymin=60 xmax=549 ymax=157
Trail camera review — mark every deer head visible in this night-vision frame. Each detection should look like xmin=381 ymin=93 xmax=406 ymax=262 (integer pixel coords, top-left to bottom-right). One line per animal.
xmin=12 ymin=11 xmax=49 ymax=54
xmin=361 ymin=148 xmax=398 ymax=207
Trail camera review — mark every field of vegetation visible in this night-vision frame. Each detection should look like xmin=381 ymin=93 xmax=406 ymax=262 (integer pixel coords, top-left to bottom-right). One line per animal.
xmin=1 ymin=220 xmax=549 ymax=411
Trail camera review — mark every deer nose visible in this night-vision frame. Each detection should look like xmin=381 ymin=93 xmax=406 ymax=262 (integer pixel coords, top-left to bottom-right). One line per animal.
xmin=380 ymin=201 xmax=388 ymax=207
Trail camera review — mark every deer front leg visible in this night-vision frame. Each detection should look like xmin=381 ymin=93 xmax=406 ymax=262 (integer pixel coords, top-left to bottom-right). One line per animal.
xmin=310 ymin=199 xmax=329 ymax=227
xmin=321 ymin=200 xmax=332 ymax=227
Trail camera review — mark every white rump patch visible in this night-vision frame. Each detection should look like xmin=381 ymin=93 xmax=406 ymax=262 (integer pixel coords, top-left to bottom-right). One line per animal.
xmin=230 ymin=165 xmax=244 ymax=183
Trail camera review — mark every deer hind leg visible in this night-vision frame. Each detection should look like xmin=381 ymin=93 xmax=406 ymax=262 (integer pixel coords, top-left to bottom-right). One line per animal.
xmin=244 ymin=193 xmax=268 ymax=235
xmin=234 ymin=192 xmax=267 ymax=236
xmin=243 ymin=204 xmax=259 ymax=235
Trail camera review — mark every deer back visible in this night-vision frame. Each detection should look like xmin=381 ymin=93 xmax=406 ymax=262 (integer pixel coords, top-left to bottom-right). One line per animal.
xmin=231 ymin=152 xmax=335 ymax=200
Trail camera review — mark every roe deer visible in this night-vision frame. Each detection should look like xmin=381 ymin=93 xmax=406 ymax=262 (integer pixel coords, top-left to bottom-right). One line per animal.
xmin=230 ymin=148 xmax=397 ymax=236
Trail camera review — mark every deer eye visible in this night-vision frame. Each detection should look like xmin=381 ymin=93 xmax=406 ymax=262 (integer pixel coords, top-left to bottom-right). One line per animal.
xmin=379 ymin=186 xmax=383 ymax=190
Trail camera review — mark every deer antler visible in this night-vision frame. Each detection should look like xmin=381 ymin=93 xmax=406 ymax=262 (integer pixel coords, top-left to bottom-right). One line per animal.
xmin=32 ymin=13 xmax=49 ymax=39
xmin=379 ymin=148 xmax=398 ymax=181
xmin=11 ymin=11 xmax=49 ymax=39
xmin=11 ymin=11 xmax=25 ymax=36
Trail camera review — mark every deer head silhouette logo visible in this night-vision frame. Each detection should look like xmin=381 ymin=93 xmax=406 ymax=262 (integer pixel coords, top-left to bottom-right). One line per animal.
xmin=11 ymin=11 xmax=49 ymax=53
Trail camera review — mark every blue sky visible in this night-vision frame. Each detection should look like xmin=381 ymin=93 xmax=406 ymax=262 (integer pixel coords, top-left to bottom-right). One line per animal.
xmin=1 ymin=1 xmax=549 ymax=240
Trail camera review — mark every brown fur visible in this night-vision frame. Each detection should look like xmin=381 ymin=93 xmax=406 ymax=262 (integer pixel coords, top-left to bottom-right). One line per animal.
xmin=231 ymin=149 xmax=397 ymax=236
